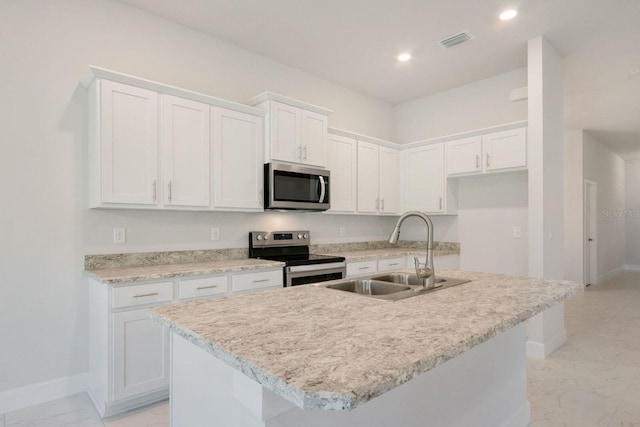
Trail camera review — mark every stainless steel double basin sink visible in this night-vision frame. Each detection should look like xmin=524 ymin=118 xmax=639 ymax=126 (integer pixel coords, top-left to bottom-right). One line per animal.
xmin=322 ymin=272 xmax=470 ymax=301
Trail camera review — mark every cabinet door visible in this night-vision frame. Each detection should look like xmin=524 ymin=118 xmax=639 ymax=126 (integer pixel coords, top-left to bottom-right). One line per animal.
xmin=270 ymin=101 xmax=300 ymax=163
xmin=483 ymin=128 xmax=527 ymax=172
xmin=100 ymin=80 xmax=158 ymax=205
xmin=113 ymin=309 xmax=169 ymax=401
xmin=357 ymin=141 xmax=380 ymax=213
xmin=300 ymin=110 xmax=327 ymax=167
xmin=402 ymin=144 xmax=445 ymax=213
xmin=446 ymin=136 xmax=482 ymax=176
xmin=327 ymin=134 xmax=357 ymax=213
xmin=212 ymin=108 xmax=264 ymax=210
xmin=162 ymin=95 xmax=210 ymax=207
xmin=378 ymin=146 xmax=399 ymax=214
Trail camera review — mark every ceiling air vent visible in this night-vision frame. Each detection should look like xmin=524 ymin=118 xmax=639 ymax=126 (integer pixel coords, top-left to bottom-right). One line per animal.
xmin=439 ymin=31 xmax=473 ymax=49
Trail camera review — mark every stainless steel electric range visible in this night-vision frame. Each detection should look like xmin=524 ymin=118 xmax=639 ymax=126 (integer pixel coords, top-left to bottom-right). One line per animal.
xmin=248 ymin=230 xmax=346 ymax=287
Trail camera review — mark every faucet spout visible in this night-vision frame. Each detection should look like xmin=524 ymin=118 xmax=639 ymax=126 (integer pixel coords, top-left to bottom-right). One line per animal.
xmin=388 ymin=211 xmax=436 ymax=289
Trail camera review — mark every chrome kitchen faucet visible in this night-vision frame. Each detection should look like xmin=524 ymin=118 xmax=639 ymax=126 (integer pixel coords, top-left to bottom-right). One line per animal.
xmin=388 ymin=211 xmax=437 ymax=289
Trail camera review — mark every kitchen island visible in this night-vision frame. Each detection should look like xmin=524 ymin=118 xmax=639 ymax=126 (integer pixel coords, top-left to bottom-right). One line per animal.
xmin=151 ymin=270 xmax=582 ymax=426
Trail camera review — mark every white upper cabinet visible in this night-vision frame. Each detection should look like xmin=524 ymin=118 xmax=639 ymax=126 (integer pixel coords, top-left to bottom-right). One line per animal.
xmin=300 ymin=110 xmax=328 ymax=167
xmin=327 ymin=133 xmax=357 ymax=213
xmin=357 ymin=141 xmax=380 ymax=214
xmin=482 ymin=128 xmax=527 ymax=172
xmin=212 ymin=107 xmax=264 ymax=211
xmin=162 ymin=95 xmax=210 ymax=208
xmin=446 ymin=136 xmax=482 ymax=176
xmin=402 ymin=143 xmax=455 ymax=214
xmin=356 ymin=141 xmax=398 ymax=215
xmin=98 ymin=80 xmax=159 ymax=206
xmin=447 ymin=127 xmax=527 ymax=177
xmin=248 ymin=92 xmax=331 ymax=168
xmin=270 ymin=101 xmax=300 ymax=163
xmin=378 ymin=146 xmax=399 ymax=214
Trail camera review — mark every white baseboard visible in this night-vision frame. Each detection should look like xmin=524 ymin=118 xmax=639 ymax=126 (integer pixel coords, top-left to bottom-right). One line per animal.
xmin=526 ymin=328 xmax=567 ymax=359
xmin=597 ymin=266 xmax=625 ymax=283
xmin=0 ymin=372 xmax=88 ymax=414
xmin=624 ymin=264 xmax=640 ymax=271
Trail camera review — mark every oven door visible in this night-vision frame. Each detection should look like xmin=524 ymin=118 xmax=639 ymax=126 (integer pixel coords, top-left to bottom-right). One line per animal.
xmin=285 ymin=262 xmax=346 ymax=287
xmin=265 ymin=163 xmax=330 ymax=211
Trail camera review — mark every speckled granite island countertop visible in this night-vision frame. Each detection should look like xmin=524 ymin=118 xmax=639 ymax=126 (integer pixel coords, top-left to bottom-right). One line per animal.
xmin=84 ymin=258 xmax=284 ymax=284
xmin=312 ymin=241 xmax=459 ymax=261
xmin=150 ymin=270 xmax=583 ymax=411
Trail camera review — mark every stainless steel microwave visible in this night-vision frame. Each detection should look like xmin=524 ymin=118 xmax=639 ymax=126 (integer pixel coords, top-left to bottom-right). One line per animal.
xmin=264 ymin=163 xmax=330 ymax=211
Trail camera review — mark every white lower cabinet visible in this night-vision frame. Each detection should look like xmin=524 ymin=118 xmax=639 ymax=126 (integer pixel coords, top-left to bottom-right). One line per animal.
xmin=112 ymin=309 xmax=170 ymax=401
xmin=377 ymin=257 xmax=406 ymax=272
xmin=88 ymin=267 xmax=282 ymax=418
xmin=346 ymin=260 xmax=378 ymax=277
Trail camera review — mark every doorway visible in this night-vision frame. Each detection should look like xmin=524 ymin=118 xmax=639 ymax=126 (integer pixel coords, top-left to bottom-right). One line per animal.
xmin=584 ymin=180 xmax=597 ymax=285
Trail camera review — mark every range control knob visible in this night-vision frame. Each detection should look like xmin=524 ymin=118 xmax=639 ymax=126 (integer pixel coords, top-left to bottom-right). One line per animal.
xmin=303 ymin=233 xmax=309 ymax=239
xmin=297 ymin=234 xmax=303 ymax=239
xmin=262 ymin=234 xmax=268 ymax=240
xmin=256 ymin=235 xmax=263 ymax=241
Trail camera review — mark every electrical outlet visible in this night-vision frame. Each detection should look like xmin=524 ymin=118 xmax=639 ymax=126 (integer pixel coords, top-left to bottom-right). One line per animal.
xmin=339 ymin=227 xmax=346 ymax=237
xmin=211 ymin=227 xmax=220 ymax=241
xmin=113 ymin=228 xmax=126 ymax=244
xmin=512 ymin=226 xmax=522 ymax=239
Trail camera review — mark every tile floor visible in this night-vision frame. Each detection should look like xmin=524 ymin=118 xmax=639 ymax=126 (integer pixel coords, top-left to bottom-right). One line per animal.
xmin=1 ymin=271 xmax=638 ymax=426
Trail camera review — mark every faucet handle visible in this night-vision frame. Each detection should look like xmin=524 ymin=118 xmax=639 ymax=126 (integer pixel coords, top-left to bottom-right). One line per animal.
xmin=414 ymin=256 xmax=433 ymax=279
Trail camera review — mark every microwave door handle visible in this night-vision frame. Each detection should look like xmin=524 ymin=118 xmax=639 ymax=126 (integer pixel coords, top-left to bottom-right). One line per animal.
xmin=318 ymin=176 xmax=326 ymax=203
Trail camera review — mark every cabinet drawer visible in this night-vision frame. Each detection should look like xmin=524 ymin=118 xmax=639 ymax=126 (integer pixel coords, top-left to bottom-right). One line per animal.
xmin=346 ymin=260 xmax=378 ymax=277
xmin=178 ymin=276 xmax=228 ymax=300
xmin=231 ymin=270 xmax=282 ymax=293
xmin=377 ymin=257 xmax=406 ymax=272
xmin=112 ymin=282 xmax=173 ymax=309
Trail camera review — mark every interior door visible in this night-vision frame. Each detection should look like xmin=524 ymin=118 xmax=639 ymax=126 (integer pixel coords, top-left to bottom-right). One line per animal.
xmin=584 ymin=180 xmax=597 ymax=285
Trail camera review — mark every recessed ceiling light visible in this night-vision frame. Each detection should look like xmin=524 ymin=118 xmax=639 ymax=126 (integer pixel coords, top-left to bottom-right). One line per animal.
xmin=398 ymin=53 xmax=411 ymax=62
xmin=499 ymin=9 xmax=518 ymax=20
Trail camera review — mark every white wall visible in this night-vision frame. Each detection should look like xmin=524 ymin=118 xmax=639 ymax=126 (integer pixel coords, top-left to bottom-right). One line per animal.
xmin=564 ymin=130 xmax=585 ymax=283
xmin=0 ymin=0 xmax=397 ymax=394
xmin=625 ymin=159 xmax=640 ymax=267
xmin=582 ymin=132 xmax=626 ymax=279
xmin=393 ymin=68 xmax=528 ymax=143
xmin=457 ymin=173 xmax=529 ymax=276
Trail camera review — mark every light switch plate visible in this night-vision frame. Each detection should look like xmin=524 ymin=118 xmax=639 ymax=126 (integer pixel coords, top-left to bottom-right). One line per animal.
xmin=211 ymin=227 xmax=220 ymax=241
xmin=513 ymin=226 xmax=522 ymax=239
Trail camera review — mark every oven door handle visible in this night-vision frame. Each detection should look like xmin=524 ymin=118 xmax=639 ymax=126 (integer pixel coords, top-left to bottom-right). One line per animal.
xmin=286 ymin=262 xmax=346 ymax=274
xmin=318 ymin=176 xmax=326 ymax=204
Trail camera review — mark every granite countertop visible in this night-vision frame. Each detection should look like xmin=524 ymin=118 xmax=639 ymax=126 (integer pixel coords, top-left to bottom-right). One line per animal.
xmin=150 ymin=269 xmax=583 ymax=411
xmin=330 ymin=248 xmax=457 ymax=261
xmin=84 ymin=258 xmax=284 ymax=284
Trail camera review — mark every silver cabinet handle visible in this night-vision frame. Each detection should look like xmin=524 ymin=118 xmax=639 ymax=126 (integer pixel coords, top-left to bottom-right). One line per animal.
xmin=376 ymin=198 xmax=379 ymax=210
xmin=303 ymin=145 xmax=308 ymax=161
xmin=168 ymin=181 xmax=172 ymax=202
xmin=486 ymin=154 xmax=491 ymax=168
xmin=297 ymin=146 xmax=302 ymax=160
xmin=196 ymin=285 xmax=218 ymax=290
xmin=133 ymin=292 xmax=159 ymax=298
xmin=258 ymin=189 xmax=263 ymax=206
xmin=439 ymin=197 xmax=443 ymax=210
xmin=476 ymin=154 xmax=480 ymax=169
xmin=152 ymin=180 xmax=157 ymax=202
xmin=381 ymin=198 xmax=385 ymax=211
xmin=389 ymin=263 xmax=399 ymax=266
xmin=253 ymin=278 xmax=270 ymax=283
xmin=358 ymin=266 xmax=370 ymax=270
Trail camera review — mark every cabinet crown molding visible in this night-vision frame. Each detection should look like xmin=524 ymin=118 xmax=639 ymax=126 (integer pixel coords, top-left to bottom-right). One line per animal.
xmin=81 ymin=65 xmax=266 ymax=117
xmin=246 ymin=91 xmax=333 ymax=116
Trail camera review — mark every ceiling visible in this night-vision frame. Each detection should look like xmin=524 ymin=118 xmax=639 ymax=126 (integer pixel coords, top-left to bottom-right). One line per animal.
xmin=119 ymin=0 xmax=640 ymax=157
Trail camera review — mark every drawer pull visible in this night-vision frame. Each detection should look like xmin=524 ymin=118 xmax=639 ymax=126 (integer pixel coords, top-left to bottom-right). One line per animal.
xmin=358 ymin=266 xmax=370 ymax=270
xmin=196 ymin=285 xmax=218 ymax=290
xmin=133 ymin=292 xmax=159 ymax=298
xmin=253 ymin=278 xmax=270 ymax=283
xmin=389 ymin=263 xmax=399 ymax=266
